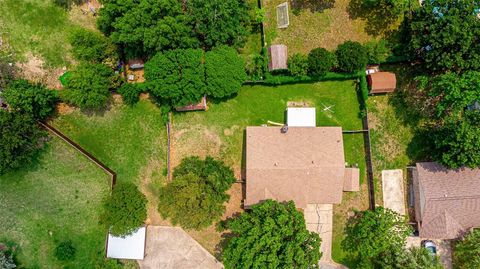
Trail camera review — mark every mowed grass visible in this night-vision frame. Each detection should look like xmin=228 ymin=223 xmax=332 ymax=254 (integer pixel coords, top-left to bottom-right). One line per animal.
xmin=0 ymin=137 xmax=110 ymax=268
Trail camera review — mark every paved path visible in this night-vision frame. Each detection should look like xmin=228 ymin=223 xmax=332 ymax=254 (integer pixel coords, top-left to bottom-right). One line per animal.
xmin=382 ymin=169 xmax=406 ymax=215
xmin=138 ymin=226 xmax=224 ymax=269
xmin=304 ymin=204 xmax=333 ymax=262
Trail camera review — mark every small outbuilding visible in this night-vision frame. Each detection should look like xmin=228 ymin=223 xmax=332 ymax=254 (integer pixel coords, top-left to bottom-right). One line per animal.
xmin=367 ymin=72 xmax=397 ymax=94
xmin=106 ymin=227 xmax=146 ymax=260
xmin=268 ymin=44 xmax=288 ymax=71
xmin=127 ymin=58 xmax=145 ymax=70
xmin=175 ymin=95 xmax=207 ymax=112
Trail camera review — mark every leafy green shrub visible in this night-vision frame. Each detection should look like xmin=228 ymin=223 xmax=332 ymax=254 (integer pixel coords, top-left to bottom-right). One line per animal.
xmin=364 ymin=39 xmax=391 ymax=64
xmin=453 ymin=229 xmax=480 ymax=269
xmin=222 ymin=200 xmax=321 ymax=269
xmin=63 ymin=63 xmax=118 ymax=110
xmin=287 ymin=53 xmax=309 ymax=77
xmin=54 ymin=240 xmax=76 ymax=261
xmin=205 ymin=46 xmax=246 ymax=98
xmin=336 ymin=41 xmax=368 ymax=73
xmin=308 ymin=47 xmax=336 ymax=77
xmin=359 ymin=75 xmax=369 ymax=105
xmin=100 ymin=182 xmax=147 ymax=236
xmin=1 ymin=80 xmax=58 ymax=120
xmin=69 ymin=28 xmax=118 ymax=68
xmin=245 ymin=48 xmax=268 ymax=81
xmin=158 ymin=156 xmax=236 ymax=230
xmin=118 ymin=83 xmax=142 ymax=105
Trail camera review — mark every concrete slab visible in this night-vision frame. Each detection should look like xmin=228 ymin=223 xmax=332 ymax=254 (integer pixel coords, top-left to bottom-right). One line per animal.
xmin=304 ymin=204 xmax=333 ymax=262
xmin=138 ymin=226 xmax=224 ymax=269
xmin=382 ymin=169 xmax=406 ymax=215
xmin=406 ymin=236 xmax=452 ymax=269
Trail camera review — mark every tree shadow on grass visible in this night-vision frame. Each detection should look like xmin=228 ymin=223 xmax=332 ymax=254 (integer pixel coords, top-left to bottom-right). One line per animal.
xmin=347 ymin=0 xmax=400 ymax=37
xmin=291 ymin=0 xmax=335 ymax=14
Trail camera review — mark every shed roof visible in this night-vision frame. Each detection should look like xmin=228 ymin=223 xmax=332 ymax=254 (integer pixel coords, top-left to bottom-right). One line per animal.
xmin=107 ymin=227 xmax=146 ymax=260
xmin=245 ymin=126 xmax=346 ymax=208
xmin=128 ymin=58 xmax=145 ymax=70
xmin=287 ymin=107 xmax=316 ymax=127
xmin=414 ymin=162 xmax=480 ymax=239
xmin=268 ymin=45 xmax=288 ymax=71
xmin=367 ymin=72 xmax=396 ymax=94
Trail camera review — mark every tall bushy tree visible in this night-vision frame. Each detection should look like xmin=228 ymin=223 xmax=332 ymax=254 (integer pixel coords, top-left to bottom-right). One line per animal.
xmin=186 ymin=0 xmax=250 ymax=49
xmin=287 ymin=53 xmax=309 ymax=77
xmin=97 ymin=0 xmax=198 ymax=58
xmin=100 ymin=182 xmax=147 ymax=236
xmin=453 ymin=229 xmax=480 ymax=269
xmin=407 ymin=0 xmax=480 ymax=73
xmin=63 ymin=63 xmax=118 ymax=109
xmin=205 ymin=46 xmax=246 ymax=98
xmin=342 ymin=207 xmax=412 ymax=267
xmin=0 ymin=110 xmax=46 ymax=175
xmin=69 ymin=28 xmax=118 ymax=67
xmin=222 ymin=200 xmax=322 ymax=269
xmin=145 ymin=49 xmax=205 ymax=107
xmin=336 ymin=41 xmax=368 ymax=73
xmin=308 ymin=47 xmax=336 ymax=76
xmin=1 ymin=80 xmax=58 ymax=120
xmin=158 ymin=156 xmax=236 ymax=230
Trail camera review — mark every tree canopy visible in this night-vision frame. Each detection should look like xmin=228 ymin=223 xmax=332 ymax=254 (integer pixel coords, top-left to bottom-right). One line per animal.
xmin=1 ymin=79 xmax=58 ymax=120
xmin=100 ymin=182 xmax=147 ymax=236
xmin=407 ymin=0 xmax=480 ymax=73
xmin=158 ymin=156 xmax=236 ymax=230
xmin=97 ymin=0 xmax=198 ymax=58
xmin=63 ymin=63 xmax=118 ymax=110
xmin=335 ymin=41 xmax=368 ymax=73
xmin=342 ymin=207 xmax=412 ymax=267
xmin=221 ymin=200 xmax=321 ymax=269
xmin=205 ymin=46 xmax=247 ymax=98
xmin=186 ymin=0 xmax=250 ymax=49
xmin=0 ymin=110 xmax=46 ymax=175
xmin=308 ymin=47 xmax=336 ymax=77
xmin=453 ymin=228 xmax=480 ymax=269
xmin=287 ymin=53 xmax=309 ymax=77
xmin=69 ymin=28 xmax=118 ymax=67
xmin=145 ymin=49 xmax=205 ymax=107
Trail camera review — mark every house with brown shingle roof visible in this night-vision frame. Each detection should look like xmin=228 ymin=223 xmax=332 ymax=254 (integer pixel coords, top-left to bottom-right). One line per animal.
xmin=245 ymin=126 xmax=359 ymax=208
xmin=412 ymin=162 xmax=480 ymax=239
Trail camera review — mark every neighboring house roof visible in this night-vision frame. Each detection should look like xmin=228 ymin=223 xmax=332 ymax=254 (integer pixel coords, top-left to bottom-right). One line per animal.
xmin=413 ymin=162 xmax=480 ymax=239
xmin=106 ymin=227 xmax=146 ymax=260
xmin=268 ymin=45 xmax=288 ymax=71
xmin=367 ymin=72 xmax=397 ymax=94
xmin=175 ymin=95 xmax=207 ymax=112
xmin=245 ymin=126 xmax=348 ymax=208
xmin=128 ymin=58 xmax=145 ymax=70
xmin=286 ymin=107 xmax=316 ymax=127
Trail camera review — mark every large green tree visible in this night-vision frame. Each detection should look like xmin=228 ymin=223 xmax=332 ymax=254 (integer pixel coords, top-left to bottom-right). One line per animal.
xmin=453 ymin=229 xmax=480 ymax=269
xmin=100 ymin=182 xmax=147 ymax=236
xmin=69 ymin=28 xmax=118 ymax=67
xmin=97 ymin=0 xmax=198 ymax=58
xmin=222 ymin=200 xmax=321 ymax=269
xmin=432 ymin=111 xmax=480 ymax=169
xmin=287 ymin=53 xmax=309 ymax=77
xmin=1 ymin=79 xmax=58 ymax=120
xmin=0 ymin=110 xmax=46 ymax=175
xmin=186 ymin=0 xmax=250 ymax=49
xmin=205 ymin=46 xmax=246 ymax=98
xmin=145 ymin=49 xmax=205 ymax=107
xmin=158 ymin=156 xmax=235 ymax=230
xmin=407 ymin=0 xmax=480 ymax=73
xmin=308 ymin=47 xmax=336 ymax=77
xmin=342 ymin=207 xmax=412 ymax=268
xmin=336 ymin=41 xmax=368 ymax=73
xmin=63 ymin=63 xmax=118 ymax=109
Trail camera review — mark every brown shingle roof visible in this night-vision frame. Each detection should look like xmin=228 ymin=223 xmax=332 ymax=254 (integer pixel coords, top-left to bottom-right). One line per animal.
xmin=268 ymin=45 xmax=288 ymax=71
xmin=414 ymin=162 xmax=480 ymax=239
xmin=245 ymin=126 xmax=346 ymax=208
xmin=367 ymin=72 xmax=396 ymax=94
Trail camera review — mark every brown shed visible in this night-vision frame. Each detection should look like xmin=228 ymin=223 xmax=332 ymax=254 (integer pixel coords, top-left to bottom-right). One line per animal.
xmin=175 ymin=95 xmax=207 ymax=112
xmin=367 ymin=72 xmax=397 ymax=94
xmin=268 ymin=44 xmax=288 ymax=71
xmin=127 ymin=58 xmax=145 ymax=70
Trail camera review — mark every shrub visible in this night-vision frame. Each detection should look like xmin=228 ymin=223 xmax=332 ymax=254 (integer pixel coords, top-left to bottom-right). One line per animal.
xmin=118 ymin=83 xmax=142 ymax=105
xmin=1 ymin=79 xmax=58 ymax=120
xmin=158 ymin=156 xmax=236 ymax=230
xmin=359 ymin=75 xmax=369 ymax=105
xmin=54 ymin=240 xmax=76 ymax=261
xmin=69 ymin=28 xmax=118 ymax=68
xmin=100 ymin=182 xmax=147 ymax=236
xmin=205 ymin=46 xmax=246 ymax=98
xmin=364 ymin=39 xmax=391 ymax=64
xmin=453 ymin=229 xmax=480 ymax=268
xmin=63 ymin=63 xmax=118 ymax=110
xmin=245 ymin=48 xmax=268 ymax=81
xmin=287 ymin=53 xmax=309 ymax=77
xmin=308 ymin=48 xmax=336 ymax=77
xmin=336 ymin=41 xmax=368 ymax=73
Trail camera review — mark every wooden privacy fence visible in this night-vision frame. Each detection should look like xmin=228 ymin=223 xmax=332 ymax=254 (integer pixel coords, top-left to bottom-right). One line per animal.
xmin=38 ymin=121 xmax=117 ymax=190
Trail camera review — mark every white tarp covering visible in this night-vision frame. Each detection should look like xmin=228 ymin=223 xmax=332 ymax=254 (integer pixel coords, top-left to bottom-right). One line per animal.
xmin=287 ymin=107 xmax=316 ymax=127
xmin=107 ymin=227 xmax=146 ymax=260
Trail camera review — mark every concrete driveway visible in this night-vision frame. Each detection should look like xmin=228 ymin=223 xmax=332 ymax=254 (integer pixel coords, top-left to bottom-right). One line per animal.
xmin=138 ymin=226 xmax=224 ymax=269
xmin=382 ymin=169 xmax=406 ymax=215
xmin=304 ymin=204 xmax=333 ymax=262
xmin=406 ymin=236 xmax=452 ymax=269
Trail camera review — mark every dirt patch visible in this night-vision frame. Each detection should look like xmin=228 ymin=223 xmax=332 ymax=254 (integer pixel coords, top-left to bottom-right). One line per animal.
xmin=139 ymin=92 xmax=150 ymax=100
xmin=223 ymin=125 xmax=240 ymax=136
xmin=57 ymin=102 xmax=77 ymax=115
xmin=15 ymin=52 xmax=65 ymax=89
xmin=69 ymin=0 xmax=101 ymax=30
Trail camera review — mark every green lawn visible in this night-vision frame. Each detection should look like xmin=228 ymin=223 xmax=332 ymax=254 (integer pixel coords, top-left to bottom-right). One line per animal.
xmin=0 ymin=137 xmax=110 ymax=268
